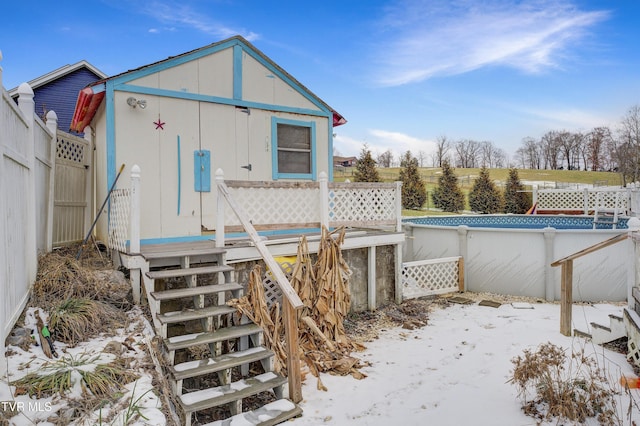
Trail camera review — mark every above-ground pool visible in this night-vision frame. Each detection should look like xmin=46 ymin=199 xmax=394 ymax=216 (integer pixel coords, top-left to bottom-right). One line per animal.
xmin=403 ymin=214 xmax=629 ymax=230
xmin=402 ymin=214 xmax=633 ymax=302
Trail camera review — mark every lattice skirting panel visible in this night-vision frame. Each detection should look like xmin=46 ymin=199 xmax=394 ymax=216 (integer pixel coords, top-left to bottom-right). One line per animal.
xmin=262 ymin=262 xmax=295 ymax=307
xmin=402 ymin=257 xmax=461 ymax=300
xmin=108 ymin=189 xmax=131 ymax=252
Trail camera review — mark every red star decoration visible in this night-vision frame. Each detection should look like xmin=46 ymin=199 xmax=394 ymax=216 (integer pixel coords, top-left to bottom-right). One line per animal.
xmin=153 ymin=118 xmax=166 ymax=130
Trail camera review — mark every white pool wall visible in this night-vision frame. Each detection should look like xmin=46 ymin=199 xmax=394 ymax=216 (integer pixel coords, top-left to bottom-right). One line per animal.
xmin=404 ymin=221 xmax=633 ymax=302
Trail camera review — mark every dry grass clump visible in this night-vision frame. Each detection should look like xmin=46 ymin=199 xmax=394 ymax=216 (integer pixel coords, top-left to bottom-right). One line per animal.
xmin=49 ymin=298 xmax=127 ymax=346
xmin=32 ymin=248 xmax=131 ymax=310
xmin=509 ymin=342 xmax=620 ymax=425
xmin=13 ymin=353 xmax=137 ymax=398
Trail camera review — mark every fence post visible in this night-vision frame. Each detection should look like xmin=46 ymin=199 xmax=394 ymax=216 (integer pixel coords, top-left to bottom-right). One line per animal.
xmin=129 ymin=165 xmax=141 ymax=304
xmin=17 ymin=83 xmax=37 ymax=282
xmin=543 ymin=227 xmax=556 ymax=301
xmin=395 ymin=181 xmax=402 ymax=232
xmin=45 ymin=111 xmax=58 ymax=252
xmin=215 ymin=168 xmax=225 ymax=248
xmin=319 ymin=171 xmax=329 ymax=228
xmin=457 ymin=225 xmax=469 ymax=288
xmin=130 ymin=165 xmax=141 ymax=254
xmin=532 ymin=185 xmax=538 ymax=209
xmin=83 ymin=126 xmax=94 ymax=236
xmin=559 ymin=259 xmax=573 ymax=336
xmin=457 ymin=257 xmax=465 ymax=292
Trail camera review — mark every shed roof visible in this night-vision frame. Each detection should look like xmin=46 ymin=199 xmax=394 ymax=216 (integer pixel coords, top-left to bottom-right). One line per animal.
xmin=70 ymin=35 xmax=346 ymax=132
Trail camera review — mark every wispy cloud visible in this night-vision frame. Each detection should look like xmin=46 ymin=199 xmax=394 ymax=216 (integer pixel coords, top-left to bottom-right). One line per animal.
xmin=372 ymin=0 xmax=609 ymax=86
xmin=335 ymin=129 xmax=436 ymax=160
xmin=139 ymin=1 xmax=259 ymax=41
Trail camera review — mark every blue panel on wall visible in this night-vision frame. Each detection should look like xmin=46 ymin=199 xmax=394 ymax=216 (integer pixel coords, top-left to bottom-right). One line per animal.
xmin=194 ymin=150 xmax=211 ymax=192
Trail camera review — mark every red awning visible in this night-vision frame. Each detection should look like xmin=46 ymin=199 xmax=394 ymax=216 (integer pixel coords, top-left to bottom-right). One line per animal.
xmin=333 ymin=111 xmax=347 ymax=127
xmin=70 ymin=86 xmax=105 ymax=132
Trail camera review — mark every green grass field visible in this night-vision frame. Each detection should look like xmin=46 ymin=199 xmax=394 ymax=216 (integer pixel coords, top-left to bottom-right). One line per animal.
xmin=333 ymin=166 xmax=623 ymax=216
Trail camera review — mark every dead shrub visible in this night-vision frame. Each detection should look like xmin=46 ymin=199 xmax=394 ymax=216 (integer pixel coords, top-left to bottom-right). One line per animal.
xmin=509 ymin=342 xmax=620 ymax=425
xmin=32 ymin=250 xmax=131 ymax=310
xmin=49 ymin=298 xmax=127 ymax=346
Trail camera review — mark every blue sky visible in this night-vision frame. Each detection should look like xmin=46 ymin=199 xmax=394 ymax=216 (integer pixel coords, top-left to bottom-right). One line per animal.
xmin=2 ymin=0 xmax=639 ymax=163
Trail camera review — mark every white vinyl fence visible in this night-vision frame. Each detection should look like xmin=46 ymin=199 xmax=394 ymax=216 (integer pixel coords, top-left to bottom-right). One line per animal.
xmin=0 ymin=58 xmax=57 ymax=377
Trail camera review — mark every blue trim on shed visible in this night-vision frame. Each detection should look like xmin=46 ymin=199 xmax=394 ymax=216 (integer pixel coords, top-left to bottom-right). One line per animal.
xmin=233 ymin=45 xmax=242 ymax=100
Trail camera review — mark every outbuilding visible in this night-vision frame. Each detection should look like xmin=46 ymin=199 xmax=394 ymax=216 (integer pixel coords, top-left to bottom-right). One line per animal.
xmin=71 ymin=35 xmax=346 ymax=244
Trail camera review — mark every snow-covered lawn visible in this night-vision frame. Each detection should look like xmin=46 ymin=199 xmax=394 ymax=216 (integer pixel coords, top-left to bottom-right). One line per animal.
xmin=3 ymin=298 xmax=640 ymax=425
xmin=290 ymin=300 xmax=640 ymax=426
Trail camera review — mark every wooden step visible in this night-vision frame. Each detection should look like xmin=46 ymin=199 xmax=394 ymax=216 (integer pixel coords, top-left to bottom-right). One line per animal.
xmin=201 ymin=399 xmax=302 ymax=426
xmin=165 ymin=323 xmax=262 ymax=352
xmin=151 ymin=283 xmax=243 ymax=301
xmin=147 ymin=264 xmax=234 ymax=280
xmin=171 ymin=347 xmax=274 ymax=381
xmin=179 ymin=371 xmax=286 ymax=414
xmin=158 ymin=305 xmax=237 ymax=325
xmin=141 ymin=244 xmax=226 ymax=260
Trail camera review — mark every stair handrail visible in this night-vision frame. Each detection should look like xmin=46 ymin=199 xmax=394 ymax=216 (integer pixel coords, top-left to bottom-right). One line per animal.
xmin=551 ymin=232 xmax=629 ymax=336
xmin=215 ymin=169 xmax=303 ymax=403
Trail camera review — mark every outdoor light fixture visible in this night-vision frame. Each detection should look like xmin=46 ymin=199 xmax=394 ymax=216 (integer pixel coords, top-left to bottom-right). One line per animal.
xmin=126 ymin=97 xmax=147 ymax=109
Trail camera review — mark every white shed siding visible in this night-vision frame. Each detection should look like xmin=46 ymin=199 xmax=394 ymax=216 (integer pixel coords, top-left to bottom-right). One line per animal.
xmin=158 ymin=61 xmax=199 ymax=93
xmin=242 ymin=53 xmax=320 ymax=111
xmin=197 ymin=49 xmax=234 ymax=98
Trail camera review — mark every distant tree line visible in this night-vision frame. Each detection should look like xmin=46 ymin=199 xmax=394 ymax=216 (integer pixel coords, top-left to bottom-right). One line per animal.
xmin=513 ymin=105 xmax=640 ymax=185
xmin=348 ymin=104 xmax=640 ymax=187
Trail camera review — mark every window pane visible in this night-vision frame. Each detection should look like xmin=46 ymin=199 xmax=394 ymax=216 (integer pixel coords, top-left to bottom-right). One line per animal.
xmin=278 ymin=124 xmax=310 ymax=150
xmin=278 ymin=150 xmax=311 ymax=174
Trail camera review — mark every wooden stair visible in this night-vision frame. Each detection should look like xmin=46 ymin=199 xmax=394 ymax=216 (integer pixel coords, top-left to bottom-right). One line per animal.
xmin=141 ymin=243 xmax=301 ymax=426
xmin=574 ymin=313 xmax=626 ymax=344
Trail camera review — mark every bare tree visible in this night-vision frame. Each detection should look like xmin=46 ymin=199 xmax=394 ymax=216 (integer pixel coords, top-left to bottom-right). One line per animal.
xmin=540 ymin=131 xmax=561 ymax=170
xmin=434 ymin=135 xmax=450 ymax=167
xmin=417 ymin=150 xmax=427 ymax=167
xmin=377 ymin=150 xmax=394 ymax=168
xmin=585 ymin=127 xmax=612 ymax=171
xmin=516 ymin=137 xmax=541 ymax=169
xmin=455 ymin=139 xmax=481 ymax=168
xmin=480 ymin=140 xmax=506 ymax=168
xmin=616 ymin=104 xmax=640 ymax=184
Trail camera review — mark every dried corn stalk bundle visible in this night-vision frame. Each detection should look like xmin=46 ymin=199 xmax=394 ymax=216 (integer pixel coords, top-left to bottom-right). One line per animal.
xmin=313 ymin=226 xmax=352 ymax=346
xmin=229 ymin=226 xmax=368 ymax=392
xmin=289 ymin=236 xmax=316 ymax=319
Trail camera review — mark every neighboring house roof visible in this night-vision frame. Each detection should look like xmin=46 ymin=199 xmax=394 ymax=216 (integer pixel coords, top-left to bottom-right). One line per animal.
xmin=70 ymin=35 xmax=346 ymax=132
xmin=9 ymin=61 xmax=106 ymax=133
xmin=8 ymin=60 xmax=107 ymax=94
xmin=334 ymin=156 xmax=357 ymax=164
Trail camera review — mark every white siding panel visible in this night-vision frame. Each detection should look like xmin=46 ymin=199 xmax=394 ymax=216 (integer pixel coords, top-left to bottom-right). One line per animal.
xmin=158 ymin=61 xmax=199 ymax=94
xmin=198 ymin=49 xmax=234 ymax=98
xmin=242 ymin=53 xmax=319 ymax=110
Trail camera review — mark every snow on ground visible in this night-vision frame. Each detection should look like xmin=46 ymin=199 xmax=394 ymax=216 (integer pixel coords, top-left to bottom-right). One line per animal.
xmin=3 ymin=299 xmax=640 ymax=425
xmin=1 ymin=306 xmax=166 ymax=426
xmin=290 ymin=300 xmax=640 ymax=426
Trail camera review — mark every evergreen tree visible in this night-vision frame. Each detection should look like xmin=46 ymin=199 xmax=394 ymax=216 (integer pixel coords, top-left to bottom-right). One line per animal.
xmin=503 ymin=168 xmax=532 ymax=214
xmin=468 ymin=167 xmax=502 ymax=213
xmin=353 ymin=144 xmax=380 ymax=182
xmin=432 ymin=160 xmax=464 ymax=212
xmin=399 ymin=151 xmax=427 ymax=209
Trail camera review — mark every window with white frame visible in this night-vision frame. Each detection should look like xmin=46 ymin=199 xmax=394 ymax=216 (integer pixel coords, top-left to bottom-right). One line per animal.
xmin=272 ymin=117 xmax=316 ymax=179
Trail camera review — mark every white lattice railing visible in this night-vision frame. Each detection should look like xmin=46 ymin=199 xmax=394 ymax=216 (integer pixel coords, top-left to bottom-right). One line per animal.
xmin=222 ymin=171 xmax=401 ymax=233
xmin=108 ymin=188 xmax=131 ymax=252
xmin=535 ymin=188 xmax=630 ymax=213
xmin=402 ymin=256 xmax=464 ymax=299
